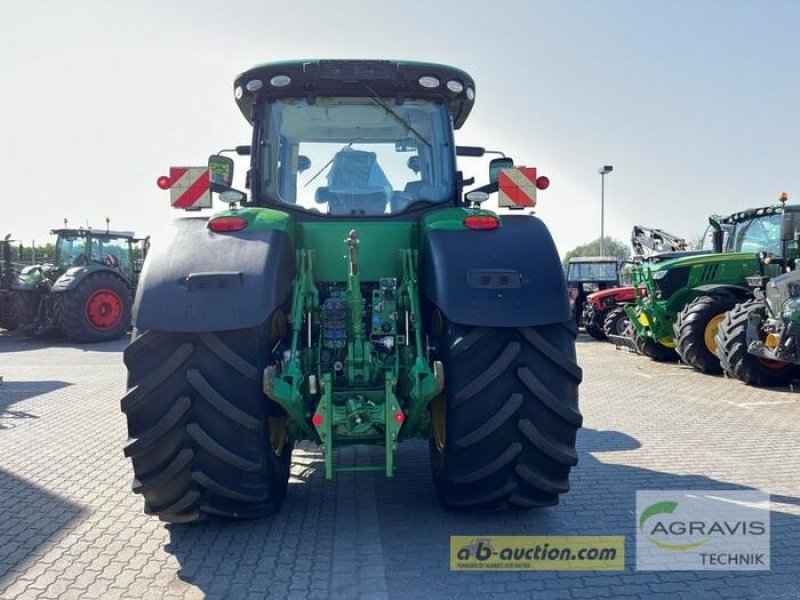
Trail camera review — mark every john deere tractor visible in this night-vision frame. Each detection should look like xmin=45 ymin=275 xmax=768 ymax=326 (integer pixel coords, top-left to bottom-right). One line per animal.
xmin=583 ymin=225 xmax=690 ymax=340
xmin=626 ymin=200 xmax=799 ymax=373
xmin=7 ymin=227 xmax=149 ymax=342
xmin=123 ymin=59 xmax=582 ymax=523
xmin=715 ymin=195 xmax=800 ymax=386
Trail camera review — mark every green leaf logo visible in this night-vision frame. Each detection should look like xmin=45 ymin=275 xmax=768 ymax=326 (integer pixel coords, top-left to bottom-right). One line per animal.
xmin=639 ymin=500 xmax=709 ymax=551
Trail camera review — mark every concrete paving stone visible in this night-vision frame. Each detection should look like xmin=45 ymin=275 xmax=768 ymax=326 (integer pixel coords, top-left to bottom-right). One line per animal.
xmin=2 ymin=336 xmax=799 ymax=599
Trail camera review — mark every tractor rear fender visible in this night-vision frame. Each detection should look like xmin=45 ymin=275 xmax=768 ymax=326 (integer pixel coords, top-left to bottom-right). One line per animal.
xmin=692 ymin=283 xmax=752 ymax=301
xmin=51 ymin=265 xmax=130 ymax=293
xmin=133 ymin=217 xmax=295 ymax=333
xmin=420 ymin=215 xmax=570 ymax=327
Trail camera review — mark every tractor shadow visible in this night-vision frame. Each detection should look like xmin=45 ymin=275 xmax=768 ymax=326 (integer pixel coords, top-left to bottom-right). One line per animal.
xmin=0 ymin=332 xmax=129 ymax=354
xmin=0 ymin=380 xmax=71 ymax=430
xmin=161 ymin=429 xmax=800 ymax=599
xmin=0 ymin=468 xmax=86 ymax=595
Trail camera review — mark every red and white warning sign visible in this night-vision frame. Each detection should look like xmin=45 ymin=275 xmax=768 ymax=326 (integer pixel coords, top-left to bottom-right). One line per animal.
xmin=498 ymin=167 xmax=548 ymax=209
xmin=165 ymin=167 xmax=211 ymax=210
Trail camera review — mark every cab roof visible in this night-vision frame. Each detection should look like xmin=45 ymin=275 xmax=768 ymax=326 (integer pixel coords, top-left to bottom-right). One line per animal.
xmin=233 ymin=59 xmax=476 ymax=129
xmin=50 ymin=228 xmax=137 ymax=239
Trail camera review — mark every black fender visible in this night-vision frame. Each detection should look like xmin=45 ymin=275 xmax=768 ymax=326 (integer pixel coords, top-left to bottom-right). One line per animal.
xmin=420 ymin=215 xmax=570 ymax=327
xmin=51 ymin=265 xmax=130 ymax=293
xmin=133 ymin=217 xmax=295 ymax=332
xmin=692 ymin=283 xmax=752 ymax=300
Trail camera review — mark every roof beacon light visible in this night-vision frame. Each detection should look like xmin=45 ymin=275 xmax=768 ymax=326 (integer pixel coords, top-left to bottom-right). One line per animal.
xmin=245 ymin=79 xmax=263 ymax=92
xmin=269 ymin=75 xmax=291 ymax=88
xmin=418 ymin=75 xmax=440 ymax=89
xmin=446 ymin=80 xmax=464 ymax=93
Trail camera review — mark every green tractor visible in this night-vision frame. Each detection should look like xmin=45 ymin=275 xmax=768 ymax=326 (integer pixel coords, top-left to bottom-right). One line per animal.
xmin=715 ymin=195 xmax=800 ymax=386
xmin=6 ymin=227 xmax=149 ymax=342
xmin=626 ymin=199 xmax=799 ymax=373
xmin=123 ymin=59 xmax=582 ymax=523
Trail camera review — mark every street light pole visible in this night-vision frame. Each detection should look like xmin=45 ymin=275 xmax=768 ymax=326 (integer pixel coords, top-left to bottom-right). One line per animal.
xmin=598 ymin=165 xmax=613 ymax=256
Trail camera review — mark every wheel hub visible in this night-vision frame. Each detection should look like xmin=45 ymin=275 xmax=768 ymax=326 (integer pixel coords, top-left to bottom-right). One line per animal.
xmin=704 ymin=314 xmax=726 ymax=353
xmin=85 ymin=289 xmax=123 ymax=329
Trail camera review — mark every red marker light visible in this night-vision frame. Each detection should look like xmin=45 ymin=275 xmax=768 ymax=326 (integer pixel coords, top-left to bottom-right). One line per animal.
xmin=463 ymin=215 xmax=500 ymax=230
xmin=312 ymin=414 xmax=323 ymax=427
xmin=393 ymin=411 xmax=405 ymax=424
xmin=208 ymin=216 xmax=248 ymax=233
xmin=157 ymin=175 xmax=172 ymax=190
xmin=536 ymin=176 xmax=550 ymax=190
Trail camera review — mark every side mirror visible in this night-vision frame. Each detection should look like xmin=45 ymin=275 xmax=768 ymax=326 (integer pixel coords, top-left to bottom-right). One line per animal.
xmin=208 ymin=155 xmax=234 ymax=193
xmin=489 ymin=157 xmax=514 ymax=183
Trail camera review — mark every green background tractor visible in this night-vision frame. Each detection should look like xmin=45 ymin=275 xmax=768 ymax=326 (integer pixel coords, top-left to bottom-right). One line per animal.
xmin=7 ymin=227 xmax=148 ymax=342
xmin=715 ymin=203 xmax=800 ymax=386
xmin=626 ymin=202 xmax=798 ymax=373
xmin=122 ymin=59 xmax=582 ymax=523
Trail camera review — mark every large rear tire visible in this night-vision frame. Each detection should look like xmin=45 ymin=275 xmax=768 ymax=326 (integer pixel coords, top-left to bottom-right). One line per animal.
xmin=673 ymin=295 xmax=737 ymax=374
xmin=7 ymin=290 xmax=39 ymax=331
xmin=629 ymin=323 xmax=678 ymax=362
xmin=603 ymin=306 xmax=630 ymax=338
xmin=122 ymin=322 xmax=291 ymax=523
xmin=60 ymin=271 xmax=132 ymax=342
xmin=715 ymin=298 xmax=798 ymax=387
xmin=430 ymin=320 xmax=582 ymax=510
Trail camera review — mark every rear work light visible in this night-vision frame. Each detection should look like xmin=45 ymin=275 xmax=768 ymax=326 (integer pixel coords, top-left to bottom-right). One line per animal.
xmin=208 ymin=215 xmax=248 ymax=233
xmin=463 ymin=215 xmax=500 ymax=230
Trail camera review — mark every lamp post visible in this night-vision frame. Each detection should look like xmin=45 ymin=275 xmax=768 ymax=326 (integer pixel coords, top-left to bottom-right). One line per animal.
xmin=598 ymin=165 xmax=613 ymax=256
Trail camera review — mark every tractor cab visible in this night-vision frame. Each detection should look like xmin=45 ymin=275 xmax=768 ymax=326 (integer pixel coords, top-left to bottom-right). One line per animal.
xmin=51 ymin=229 xmax=149 ymax=285
xmin=566 ymin=256 xmax=621 ymax=327
xmin=225 ymin=60 xmax=474 ymax=216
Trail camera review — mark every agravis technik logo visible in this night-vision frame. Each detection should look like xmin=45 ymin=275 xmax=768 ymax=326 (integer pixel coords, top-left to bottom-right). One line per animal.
xmin=636 ymin=491 xmax=770 ymax=570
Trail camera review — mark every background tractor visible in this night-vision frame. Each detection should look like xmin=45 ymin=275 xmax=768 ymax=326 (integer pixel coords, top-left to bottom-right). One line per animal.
xmin=0 ymin=235 xmax=18 ymax=330
xmin=123 ymin=59 xmax=582 ymax=523
xmin=566 ymin=256 xmax=620 ymax=336
xmin=583 ymin=226 xmax=690 ymax=340
xmin=6 ymin=227 xmax=148 ymax=342
xmin=715 ymin=195 xmax=800 ymax=386
xmin=626 ymin=200 xmax=798 ymax=373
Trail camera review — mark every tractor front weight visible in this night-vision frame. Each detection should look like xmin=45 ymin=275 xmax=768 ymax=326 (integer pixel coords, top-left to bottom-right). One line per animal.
xmin=263 ymin=230 xmax=443 ymax=479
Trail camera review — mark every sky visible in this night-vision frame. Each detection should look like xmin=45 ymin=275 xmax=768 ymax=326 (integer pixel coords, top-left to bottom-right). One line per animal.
xmin=2 ymin=0 xmax=799 ymax=257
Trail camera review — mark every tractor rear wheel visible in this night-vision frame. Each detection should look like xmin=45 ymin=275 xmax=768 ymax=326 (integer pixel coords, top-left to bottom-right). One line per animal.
xmin=7 ymin=290 xmax=39 ymax=331
xmin=715 ymin=298 xmax=798 ymax=387
xmin=673 ymin=295 xmax=737 ymax=374
xmin=584 ymin=307 xmax=606 ymax=340
xmin=121 ymin=322 xmax=291 ymax=522
xmin=60 ymin=271 xmax=132 ymax=342
xmin=603 ymin=306 xmax=630 ymax=338
xmin=430 ymin=320 xmax=582 ymax=510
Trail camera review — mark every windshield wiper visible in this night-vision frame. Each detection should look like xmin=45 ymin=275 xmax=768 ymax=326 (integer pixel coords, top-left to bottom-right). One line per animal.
xmin=361 ymin=83 xmax=432 ymax=148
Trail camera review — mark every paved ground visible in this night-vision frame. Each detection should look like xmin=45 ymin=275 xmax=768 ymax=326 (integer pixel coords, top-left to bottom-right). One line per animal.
xmin=0 ymin=332 xmax=799 ymax=600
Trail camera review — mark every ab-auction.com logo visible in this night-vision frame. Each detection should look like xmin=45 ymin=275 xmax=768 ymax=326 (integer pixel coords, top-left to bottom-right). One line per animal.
xmin=450 ymin=536 xmax=625 ymax=571
xmin=635 ymin=491 xmax=770 ymax=571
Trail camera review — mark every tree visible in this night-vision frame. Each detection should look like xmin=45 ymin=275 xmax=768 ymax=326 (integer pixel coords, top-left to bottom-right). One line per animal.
xmin=562 ymin=237 xmax=631 ymax=272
